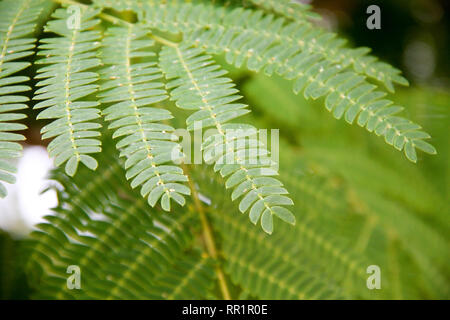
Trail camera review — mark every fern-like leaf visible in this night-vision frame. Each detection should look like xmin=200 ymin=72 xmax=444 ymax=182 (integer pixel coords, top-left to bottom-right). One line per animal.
xmin=112 ymin=1 xmax=408 ymax=90
xmin=147 ymin=253 xmax=216 ymax=299
xmin=90 ymin=1 xmax=435 ymax=162
xmin=0 ymin=0 xmax=47 ymax=197
xmin=159 ymin=44 xmax=295 ymax=234
xmin=99 ymin=25 xmax=190 ymax=211
xmin=33 ymin=7 xmax=102 ymax=176
xmin=248 ymin=0 xmax=321 ymax=21
xmin=119 ymin=1 xmax=434 ymax=163
xmin=26 ymin=142 xmax=198 ymax=299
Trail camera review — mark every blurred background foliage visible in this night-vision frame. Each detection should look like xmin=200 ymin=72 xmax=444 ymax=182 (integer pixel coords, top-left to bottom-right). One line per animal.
xmin=0 ymin=0 xmax=448 ymax=299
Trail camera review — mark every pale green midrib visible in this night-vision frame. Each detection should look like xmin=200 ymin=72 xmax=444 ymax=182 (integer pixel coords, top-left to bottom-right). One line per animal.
xmin=174 ymin=46 xmax=278 ymax=215
xmin=64 ymin=28 xmax=81 ymax=161
xmin=120 ymin=26 xmax=171 ymax=197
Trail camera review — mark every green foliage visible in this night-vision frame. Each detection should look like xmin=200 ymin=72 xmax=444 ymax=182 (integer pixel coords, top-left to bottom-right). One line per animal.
xmin=34 ymin=7 xmax=103 ymax=176
xmin=26 ymin=142 xmax=203 ymax=299
xmin=159 ymin=44 xmax=294 ymax=233
xmin=0 ymin=0 xmax=49 ymax=197
xmin=132 ymin=0 xmax=435 ymax=162
xmin=99 ymin=25 xmax=189 ymax=211
xmin=248 ymin=0 xmax=321 ymax=21
xmin=0 ymin=0 xmax=447 ymax=300
xmin=0 ymin=0 xmax=437 ymax=202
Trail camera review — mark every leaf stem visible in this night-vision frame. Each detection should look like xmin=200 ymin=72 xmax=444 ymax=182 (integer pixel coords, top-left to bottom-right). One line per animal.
xmin=52 ymin=0 xmax=179 ymax=47
xmin=149 ymin=34 xmax=179 ymax=48
xmin=184 ymin=166 xmax=232 ymax=300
